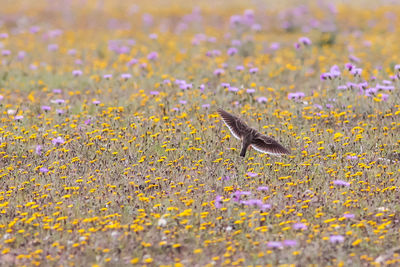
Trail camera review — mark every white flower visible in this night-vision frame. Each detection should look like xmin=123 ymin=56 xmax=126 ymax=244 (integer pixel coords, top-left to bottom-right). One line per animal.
xmin=158 ymin=218 xmax=167 ymax=227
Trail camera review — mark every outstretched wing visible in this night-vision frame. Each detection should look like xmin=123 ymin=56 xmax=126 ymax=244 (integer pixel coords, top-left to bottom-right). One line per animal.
xmin=217 ymin=108 xmax=249 ymax=140
xmin=251 ymin=133 xmax=290 ymax=155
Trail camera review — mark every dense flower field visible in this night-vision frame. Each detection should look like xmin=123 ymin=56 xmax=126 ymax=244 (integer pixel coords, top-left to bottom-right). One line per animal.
xmin=1 ymin=0 xmax=400 ymax=266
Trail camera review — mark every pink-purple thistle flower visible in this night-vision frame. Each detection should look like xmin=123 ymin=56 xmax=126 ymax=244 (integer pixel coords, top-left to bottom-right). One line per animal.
xmin=288 ymin=92 xmax=305 ymax=100
xmin=333 ymin=180 xmax=350 ymax=187
xmin=35 ymin=145 xmax=42 ymax=155
xmin=214 ymin=68 xmax=225 ymax=76
xmin=329 ymin=235 xmax=344 ymax=244
xmin=298 ymin=36 xmax=312 ymax=46
xmin=52 ymin=137 xmax=65 ymax=146
xmin=215 ymin=195 xmax=223 ymax=209
xmin=72 ymin=70 xmax=82 ymax=77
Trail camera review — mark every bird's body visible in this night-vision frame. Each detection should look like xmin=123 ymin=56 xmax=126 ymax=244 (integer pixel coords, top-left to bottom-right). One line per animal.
xmin=217 ymin=108 xmax=290 ymax=157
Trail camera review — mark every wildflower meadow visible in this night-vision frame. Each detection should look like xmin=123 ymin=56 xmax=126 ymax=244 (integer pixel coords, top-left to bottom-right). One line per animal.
xmin=1 ymin=0 xmax=400 ymax=266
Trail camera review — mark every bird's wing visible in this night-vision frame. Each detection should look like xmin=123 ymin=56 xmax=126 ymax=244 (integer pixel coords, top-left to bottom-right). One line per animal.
xmin=217 ymin=108 xmax=249 ymax=140
xmin=251 ymin=133 xmax=290 ymax=155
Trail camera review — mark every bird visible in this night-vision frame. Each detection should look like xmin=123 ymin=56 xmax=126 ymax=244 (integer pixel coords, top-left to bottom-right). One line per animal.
xmin=217 ymin=108 xmax=290 ymax=157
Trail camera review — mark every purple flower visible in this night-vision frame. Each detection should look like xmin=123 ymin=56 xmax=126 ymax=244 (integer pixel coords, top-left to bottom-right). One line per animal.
xmin=395 ymin=64 xmax=400 ymax=72
xmin=299 ymin=37 xmax=312 ymax=46
xmin=257 ymin=186 xmax=269 ymax=191
xmin=68 ymin=49 xmax=77 ymax=56
xmin=246 ymin=172 xmax=257 ymax=177
xmin=236 ymin=65 xmax=244 ymax=71
xmin=41 ymin=106 xmax=51 ymax=112
xmin=346 ymin=155 xmax=358 ymax=160
xmin=333 ymin=180 xmax=350 ymax=187
xmin=221 ymin=83 xmax=230 ymax=88
xmin=293 ymin=223 xmax=307 ymax=230
xmin=244 ymin=9 xmax=254 ymax=20
xmin=56 ymin=109 xmax=64 ymax=115
xmin=314 ymin=104 xmax=323 ymax=110
xmin=182 ymin=83 xmax=192 ymax=90
xmin=380 ymin=93 xmax=389 ymax=101
xmin=270 ymin=42 xmax=280 ymax=50
xmin=337 ymin=85 xmax=348 ymax=90
xmin=351 ymin=68 xmax=362 ymax=76
xmin=288 ymin=92 xmax=305 ymax=100
xmin=379 ymin=85 xmax=394 ymax=91
xmin=52 ymin=137 xmax=65 ymax=146
xmin=51 ymin=99 xmax=65 ymax=105
xmin=212 ymin=50 xmax=221 ymax=56
xmin=149 ymin=33 xmax=158 ymax=39
xmin=215 ymin=195 xmax=223 ymax=209
xmin=221 ymin=175 xmax=230 ymax=181
xmin=240 ymin=199 xmax=263 ymax=207
xmin=179 ymin=100 xmax=187 ymax=105
xmin=267 ymin=241 xmax=283 ymax=249
xmin=294 ymin=42 xmax=301 ymax=49
xmin=147 ymin=51 xmax=158 ymax=60
xmin=330 ymin=65 xmax=341 ymax=77
xmin=127 ymin=59 xmax=138 ymax=67
xmin=345 ymin=63 xmax=354 ymax=71
xmin=349 ymin=55 xmax=360 ymax=63
xmin=252 ymin=24 xmax=261 ymax=31
xmin=2 ymin=50 xmax=11 ymax=56
xmin=208 ymin=37 xmax=217 ymax=43
xmin=227 ymin=47 xmax=238 ymax=56
xmin=121 ymin=73 xmax=132 ymax=80
xmin=142 ymin=13 xmax=153 ymax=26
xmin=14 ymin=115 xmax=23 ymax=121
xmin=383 ymin=80 xmax=392 ymax=85
xmin=84 ymin=118 xmax=92 ymax=125
xmin=48 ymin=44 xmax=59 ymax=51
xmin=163 ymin=79 xmax=171 ymax=85
xmin=246 ymin=88 xmax=256 ymax=94
xmin=72 ymin=70 xmax=82 ymax=77
xmin=229 ymin=87 xmax=238 ymax=92
xmin=214 ymin=68 xmax=225 ymax=76
xmin=261 ymin=204 xmax=271 ymax=210
xmin=150 ymin=91 xmax=159 ymax=96
xmin=232 ymin=39 xmax=241 ymax=46
xmin=257 ymin=97 xmax=268 ymax=103
xmin=35 ymin=145 xmax=42 ymax=155
xmin=365 ymin=88 xmax=377 ymax=96
xmin=202 ymin=104 xmax=210 ymax=109
xmin=39 ymin=167 xmax=49 ymax=173
xmin=320 ymin=73 xmax=332 ymax=80
xmin=343 ymin=213 xmax=355 ymax=219
xmin=249 ymin=68 xmax=258 ymax=74
xmin=103 ymin=74 xmax=112 ymax=79
xmin=231 ymin=190 xmax=251 ymax=201
xmin=230 ymin=15 xmax=242 ymax=26
xmin=329 ymin=235 xmax=344 ymax=244
xmin=283 ymin=240 xmax=298 ymax=247
xmin=30 ymin=26 xmax=40 ymax=33
xmin=53 ymin=89 xmax=62 ymax=94
xmin=17 ymin=51 xmax=26 ymax=60
xmin=0 ymin=33 xmax=9 ymax=39
xmin=92 ymin=100 xmax=101 ymax=105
